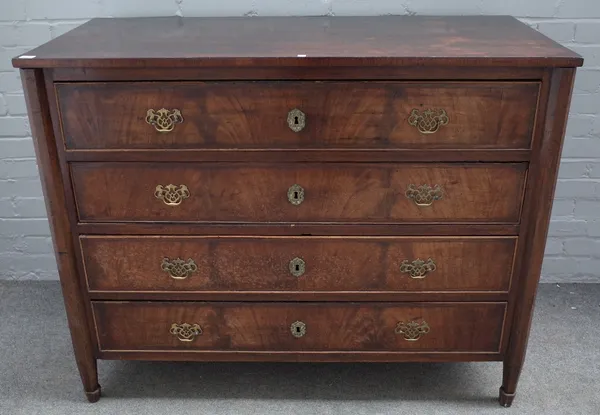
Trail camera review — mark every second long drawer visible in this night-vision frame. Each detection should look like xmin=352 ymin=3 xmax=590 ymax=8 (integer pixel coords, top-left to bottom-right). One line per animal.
xmin=81 ymin=236 xmax=516 ymax=293
xmin=71 ymin=163 xmax=527 ymax=223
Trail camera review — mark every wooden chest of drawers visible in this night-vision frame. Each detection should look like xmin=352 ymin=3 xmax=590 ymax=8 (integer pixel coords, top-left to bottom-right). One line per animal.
xmin=14 ymin=16 xmax=582 ymax=407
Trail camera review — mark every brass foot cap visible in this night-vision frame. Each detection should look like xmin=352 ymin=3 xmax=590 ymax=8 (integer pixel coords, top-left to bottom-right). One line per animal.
xmin=85 ymin=385 xmax=101 ymax=403
xmin=499 ymin=387 xmax=516 ymax=407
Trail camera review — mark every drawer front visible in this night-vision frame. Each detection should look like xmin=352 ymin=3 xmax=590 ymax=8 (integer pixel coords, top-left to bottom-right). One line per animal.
xmin=57 ymin=82 xmax=538 ymax=150
xmin=71 ymin=163 xmax=527 ymax=223
xmin=81 ymin=236 xmax=516 ymax=293
xmin=92 ymin=301 xmax=506 ymax=352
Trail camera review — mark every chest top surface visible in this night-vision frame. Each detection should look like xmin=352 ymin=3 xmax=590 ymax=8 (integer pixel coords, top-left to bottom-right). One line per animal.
xmin=12 ymin=15 xmax=582 ymax=69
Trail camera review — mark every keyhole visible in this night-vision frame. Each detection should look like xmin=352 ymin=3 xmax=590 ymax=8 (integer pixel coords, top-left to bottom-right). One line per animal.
xmin=295 ymin=264 xmax=300 ymax=271
xmin=294 ymin=191 xmax=299 ymax=199
xmin=294 ymin=116 xmax=299 ymax=125
xmin=296 ymin=326 xmax=301 ymax=333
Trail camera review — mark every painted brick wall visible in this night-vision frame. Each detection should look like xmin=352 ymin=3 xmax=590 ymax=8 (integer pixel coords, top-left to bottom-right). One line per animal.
xmin=0 ymin=1 xmax=599 ymax=281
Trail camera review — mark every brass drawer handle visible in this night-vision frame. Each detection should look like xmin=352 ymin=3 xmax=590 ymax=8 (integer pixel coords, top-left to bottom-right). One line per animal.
xmin=408 ymin=108 xmax=449 ymax=134
xmin=170 ymin=323 xmax=202 ymax=342
xmin=289 ymin=257 xmax=306 ymax=277
xmin=290 ymin=321 xmax=306 ymax=338
xmin=287 ymin=184 xmax=305 ymax=205
xmin=395 ymin=320 xmax=430 ymax=341
xmin=400 ymin=258 xmax=436 ymax=279
xmin=287 ymin=108 xmax=306 ymax=132
xmin=155 ymin=184 xmax=190 ymax=206
xmin=145 ymin=108 xmax=184 ymax=132
xmin=405 ymin=184 xmax=443 ymax=207
xmin=161 ymin=257 xmax=198 ymax=280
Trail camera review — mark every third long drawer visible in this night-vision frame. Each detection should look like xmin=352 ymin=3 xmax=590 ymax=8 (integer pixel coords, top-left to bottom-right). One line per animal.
xmin=81 ymin=236 xmax=516 ymax=293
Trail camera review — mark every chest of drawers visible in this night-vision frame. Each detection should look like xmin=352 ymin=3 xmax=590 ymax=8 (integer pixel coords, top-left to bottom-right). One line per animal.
xmin=14 ymin=16 xmax=582 ymax=407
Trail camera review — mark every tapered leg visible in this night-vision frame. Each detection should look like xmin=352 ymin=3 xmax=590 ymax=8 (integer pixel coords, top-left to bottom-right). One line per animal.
xmin=21 ymin=68 xmax=101 ymax=402
xmin=73 ymin=346 xmax=100 ymax=402
xmin=499 ymin=360 xmax=520 ymax=407
xmin=497 ymin=69 xmax=577 ymax=408
xmin=84 ymin=377 xmax=102 ymax=403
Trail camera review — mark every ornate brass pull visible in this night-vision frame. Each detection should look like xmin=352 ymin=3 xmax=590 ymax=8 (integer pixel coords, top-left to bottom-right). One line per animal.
xmin=170 ymin=323 xmax=202 ymax=342
xmin=145 ymin=108 xmax=183 ymax=132
xmin=408 ymin=108 xmax=449 ymax=134
xmin=400 ymin=258 xmax=436 ymax=279
xmin=290 ymin=321 xmax=306 ymax=338
xmin=287 ymin=108 xmax=306 ymax=132
xmin=161 ymin=257 xmax=198 ymax=280
xmin=395 ymin=320 xmax=430 ymax=341
xmin=289 ymin=257 xmax=306 ymax=277
xmin=287 ymin=184 xmax=305 ymax=205
xmin=155 ymin=184 xmax=190 ymax=206
xmin=405 ymin=184 xmax=443 ymax=207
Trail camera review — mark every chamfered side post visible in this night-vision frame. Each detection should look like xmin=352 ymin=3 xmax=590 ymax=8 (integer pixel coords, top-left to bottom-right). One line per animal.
xmin=20 ymin=68 xmax=101 ymax=402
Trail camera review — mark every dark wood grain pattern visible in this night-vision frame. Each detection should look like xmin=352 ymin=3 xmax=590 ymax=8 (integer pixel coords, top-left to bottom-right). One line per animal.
xmin=97 ymin=350 xmax=503 ymax=363
xmin=51 ymin=66 xmax=547 ymax=82
xmin=57 ymin=81 xmax=539 ymax=150
xmin=92 ymin=301 xmax=506 ymax=352
xmin=86 ymin=290 xmax=509 ymax=303
xmin=12 ymin=16 xmax=582 ymax=69
xmin=64 ymin=148 xmax=531 ymax=163
xmin=81 ymin=236 xmax=516 ymax=293
xmin=500 ymin=68 xmax=576 ymax=407
xmin=20 ymin=69 xmax=100 ymax=402
xmin=71 ymin=163 xmax=527 ymax=223
xmin=14 ymin=15 xmax=582 ymax=406
xmin=76 ymin=222 xmax=520 ymax=237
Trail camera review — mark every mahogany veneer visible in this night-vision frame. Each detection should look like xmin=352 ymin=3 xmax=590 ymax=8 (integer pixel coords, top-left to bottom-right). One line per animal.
xmin=14 ymin=16 xmax=582 ymax=407
xmin=81 ymin=236 xmax=516 ymax=293
xmin=71 ymin=162 xmax=527 ymax=223
xmin=56 ymin=81 xmax=539 ymax=150
xmin=92 ymin=301 xmax=507 ymax=352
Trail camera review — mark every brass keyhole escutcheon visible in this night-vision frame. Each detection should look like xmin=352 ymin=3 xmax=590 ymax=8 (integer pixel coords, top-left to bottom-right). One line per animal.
xmin=287 ymin=108 xmax=306 ymax=132
xmin=290 ymin=321 xmax=306 ymax=338
xmin=289 ymin=257 xmax=306 ymax=277
xmin=287 ymin=184 xmax=305 ymax=205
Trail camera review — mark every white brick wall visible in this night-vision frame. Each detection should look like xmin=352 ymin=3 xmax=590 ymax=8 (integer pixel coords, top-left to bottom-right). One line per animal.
xmin=0 ymin=0 xmax=599 ymax=281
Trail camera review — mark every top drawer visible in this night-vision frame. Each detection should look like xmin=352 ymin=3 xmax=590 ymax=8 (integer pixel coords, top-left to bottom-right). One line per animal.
xmin=56 ymin=81 xmax=539 ymax=150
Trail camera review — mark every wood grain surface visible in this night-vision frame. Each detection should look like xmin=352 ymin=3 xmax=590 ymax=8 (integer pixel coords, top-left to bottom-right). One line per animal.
xmin=71 ymin=162 xmax=527 ymax=223
xmin=13 ymin=16 xmax=583 ymax=68
xmin=81 ymin=236 xmax=516 ymax=293
xmin=57 ymin=81 xmax=539 ymax=150
xmin=13 ymin=14 xmax=583 ymax=406
xmin=21 ymin=69 xmax=101 ymax=401
xmin=92 ymin=301 xmax=507 ymax=352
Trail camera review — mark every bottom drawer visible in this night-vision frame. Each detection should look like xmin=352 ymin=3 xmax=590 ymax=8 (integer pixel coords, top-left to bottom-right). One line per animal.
xmin=92 ymin=302 xmax=506 ymax=353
